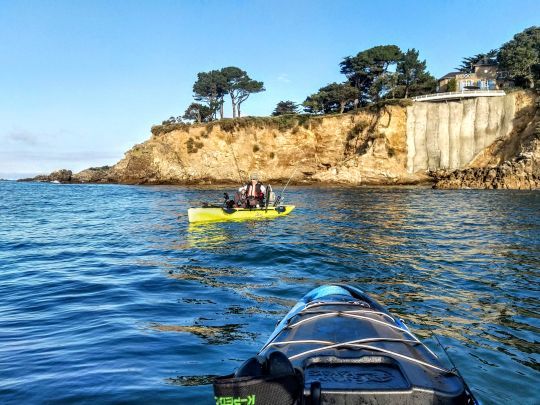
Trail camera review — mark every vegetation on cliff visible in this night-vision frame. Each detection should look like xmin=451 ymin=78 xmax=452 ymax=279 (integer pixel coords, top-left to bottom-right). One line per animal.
xmin=151 ymin=98 xmax=413 ymax=138
xmin=191 ymin=67 xmax=265 ymax=120
xmin=272 ymin=101 xmax=300 ymax=116
xmin=158 ymin=26 xmax=538 ymax=132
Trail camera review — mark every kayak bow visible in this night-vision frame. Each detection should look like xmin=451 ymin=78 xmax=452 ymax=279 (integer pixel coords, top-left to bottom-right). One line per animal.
xmin=214 ymin=285 xmax=477 ymax=405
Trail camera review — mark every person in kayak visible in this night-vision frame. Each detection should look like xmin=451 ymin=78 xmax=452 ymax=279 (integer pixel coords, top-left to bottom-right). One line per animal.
xmin=235 ymin=173 xmax=266 ymax=208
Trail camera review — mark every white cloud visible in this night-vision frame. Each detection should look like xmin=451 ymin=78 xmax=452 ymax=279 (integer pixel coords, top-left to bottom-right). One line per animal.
xmin=277 ymin=74 xmax=291 ymax=83
xmin=4 ymin=130 xmax=42 ymax=146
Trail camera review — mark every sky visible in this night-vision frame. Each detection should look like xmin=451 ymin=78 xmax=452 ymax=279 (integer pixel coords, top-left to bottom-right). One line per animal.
xmin=0 ymin=0 xmax=538 ymax=179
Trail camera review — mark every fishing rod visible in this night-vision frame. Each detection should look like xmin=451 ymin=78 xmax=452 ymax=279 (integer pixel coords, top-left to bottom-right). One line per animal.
xmin=275 ymin=165 xmax=299 ymax=206
xmin=228 ymin=140 xmax=245 ymax=185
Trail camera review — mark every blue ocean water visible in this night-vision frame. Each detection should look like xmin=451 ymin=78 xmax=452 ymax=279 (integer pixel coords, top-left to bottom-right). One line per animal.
xmin=0 ymin=181 xmax=538 ymax=404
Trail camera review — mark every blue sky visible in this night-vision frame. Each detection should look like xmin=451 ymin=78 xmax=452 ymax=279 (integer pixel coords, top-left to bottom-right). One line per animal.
xmin=0 ymin=0 xmax=538 ymax=178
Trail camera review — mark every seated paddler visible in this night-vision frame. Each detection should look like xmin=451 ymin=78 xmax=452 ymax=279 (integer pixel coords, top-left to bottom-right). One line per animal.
xmin=235 ymin=172 xmax=266 ymax=208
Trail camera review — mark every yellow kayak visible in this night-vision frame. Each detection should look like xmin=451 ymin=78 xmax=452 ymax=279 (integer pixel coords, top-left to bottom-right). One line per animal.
xmin=188 ymin=205 xmax=295 ymax=223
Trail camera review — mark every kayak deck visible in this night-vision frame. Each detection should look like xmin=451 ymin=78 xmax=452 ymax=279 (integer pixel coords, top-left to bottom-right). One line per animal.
xmin=216 ymin=285 xmax=476 ymax=404
xmin=188 ymin=205 xmax=295 ymax=223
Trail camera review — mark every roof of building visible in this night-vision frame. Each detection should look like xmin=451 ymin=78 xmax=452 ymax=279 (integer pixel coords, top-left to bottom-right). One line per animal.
xmin=438 ymin=72 xmax=460 ymax=81
xmin=474 ymin=58 xmax=497 ymax=67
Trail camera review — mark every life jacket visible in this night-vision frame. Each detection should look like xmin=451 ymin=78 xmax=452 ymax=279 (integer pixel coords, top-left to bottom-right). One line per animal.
xmin=246 ymin=182 xmax=264 ymax=199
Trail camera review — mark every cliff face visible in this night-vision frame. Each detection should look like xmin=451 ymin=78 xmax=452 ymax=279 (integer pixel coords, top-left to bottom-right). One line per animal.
xmin=432 ymin=139 xmax=540 ymax=189
xmin=406 ymin=91 xmax=538 ymax=176
xmin=432 ymin=92 xmax=540 ymax=190
xmin=105 ymin=103 xmax=421 ymax=185
xmin=24 ymin=90 xmax=539 ymax=188
xmin=406 ymin=96 xmax=516 ymax=172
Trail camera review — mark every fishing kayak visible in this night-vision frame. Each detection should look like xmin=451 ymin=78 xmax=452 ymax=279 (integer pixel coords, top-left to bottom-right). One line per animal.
xmin=213 ymin=285 xmax=476 ymax=405
xmin=188 ymin=205 xmax=295 ymax=223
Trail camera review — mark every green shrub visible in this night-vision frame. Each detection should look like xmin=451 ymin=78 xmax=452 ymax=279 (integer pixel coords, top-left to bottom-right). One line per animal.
xmin=346 ymin=120 xmax=368 ymax=141
xmin=186 ymin=138 xmax=203 ymax=153
xmin=186 ymin=138 xmax=196 ymax=153
xmin=297 ymin=114 xmax=312 ymax=129
xmin=447 ymin=78 xmax=457 ymax=92
xmin=87 ymin=165 xmax=111 ymax=171
xmin=219 ymin=119 xmax=237 ymax=132
xmin=151 ymin=122 xmax=191 ymax=136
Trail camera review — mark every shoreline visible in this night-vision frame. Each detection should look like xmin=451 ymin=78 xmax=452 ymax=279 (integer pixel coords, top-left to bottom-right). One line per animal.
xmin=15 ymin=177 xmax=434 ymax=188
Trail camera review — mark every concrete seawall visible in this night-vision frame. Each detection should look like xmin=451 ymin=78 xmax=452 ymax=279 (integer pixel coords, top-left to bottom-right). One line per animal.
xmin=406 ymin=95 xmax=516 ymax=173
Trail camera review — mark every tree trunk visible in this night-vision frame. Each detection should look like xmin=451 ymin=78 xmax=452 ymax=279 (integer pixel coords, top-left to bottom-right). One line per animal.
xmin=219 ymin=102 xmax=224 ymax=120
xmin=404 ymin=86 xmax=409 ymax=99
xmin=340 ymin=101 xmax=345 ymax=114
xmin=230 ymin=91 xmax=238 ymax=118
xmin=237 ymin=103 xmax=241 ymax=117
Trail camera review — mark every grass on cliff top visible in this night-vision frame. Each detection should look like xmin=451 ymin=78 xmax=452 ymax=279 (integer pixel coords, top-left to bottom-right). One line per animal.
xmin=150 ymin=98 xmax=414 ymax=137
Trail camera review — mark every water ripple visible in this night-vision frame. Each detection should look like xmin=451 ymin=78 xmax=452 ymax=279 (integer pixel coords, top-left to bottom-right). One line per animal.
xmin=0 ymin=182 xmax=538 ymax=404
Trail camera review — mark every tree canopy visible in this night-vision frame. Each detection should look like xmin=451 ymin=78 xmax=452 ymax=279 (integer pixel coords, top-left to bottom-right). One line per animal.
xmin=192 ymin=70 xmax=227 ymax=119
xmin=340 ymin=45 xmax=403 ymax=104
xmin=395 ymin=49 xmax=436 ymax=98
xmin=272 ymin=100 xmax=300 ymax=116
xmin=303 ymin=82 xmax=359 ymax=114
xmin=183 ymin=103 xmax=214 ymax=123
xmin=498 ymin=26 xmax=540 ymax=88
xmin=457 ymin=49 xmax=498 ymax=73
xmin=192 ymin=67 xmax=265 ymax=119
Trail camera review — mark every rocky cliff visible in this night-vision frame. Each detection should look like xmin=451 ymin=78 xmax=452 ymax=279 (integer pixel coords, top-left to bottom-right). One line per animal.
xmin=431 ymin=140 xmax=540 ymax=189
xmin=23 ymin=91 xmax=539 ymax=188
xmin=95 ymin=101 xmax=422 ymax=186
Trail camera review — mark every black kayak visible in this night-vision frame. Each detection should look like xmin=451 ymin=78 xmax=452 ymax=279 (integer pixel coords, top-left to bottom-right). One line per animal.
xmin=213 ymin=285 xmax=477 ymax=405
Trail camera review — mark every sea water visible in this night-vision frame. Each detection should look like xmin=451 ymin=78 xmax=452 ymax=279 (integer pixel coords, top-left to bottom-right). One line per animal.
xmin=0 ymin=181 xmax=538 ymax=404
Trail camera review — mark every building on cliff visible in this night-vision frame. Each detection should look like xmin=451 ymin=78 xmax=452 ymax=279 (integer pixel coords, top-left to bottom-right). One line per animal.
xmin=437 ymin=60 xmax=501 ymax=92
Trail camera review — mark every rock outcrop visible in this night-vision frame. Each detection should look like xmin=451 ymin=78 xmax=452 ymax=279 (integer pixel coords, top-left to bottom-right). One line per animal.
xmin=20 ymin=169 xmax=73 ymax=183
xmin=20 ymin=90 xmax=539 ymax=188
xmin=432 ymin=139 xmax=540 ymax=189
xmin=73 ymin=166 xmax=114 ymax=183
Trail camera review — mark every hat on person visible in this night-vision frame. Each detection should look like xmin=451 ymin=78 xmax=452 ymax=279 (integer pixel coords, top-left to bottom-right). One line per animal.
xmin=250 ymin=172 xmax=259 ymax=180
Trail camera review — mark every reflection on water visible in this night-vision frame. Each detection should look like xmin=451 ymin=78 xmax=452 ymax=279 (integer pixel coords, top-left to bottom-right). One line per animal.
xmin=185 ymin=223 xmax=231 ymax=249
xmin=150 ymin=322 xmax=257 ymax=344
xmin=166 ymin=375 xmax=219 ymax=386
xmin=1 ymin=183 xmax=538 ymax=404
